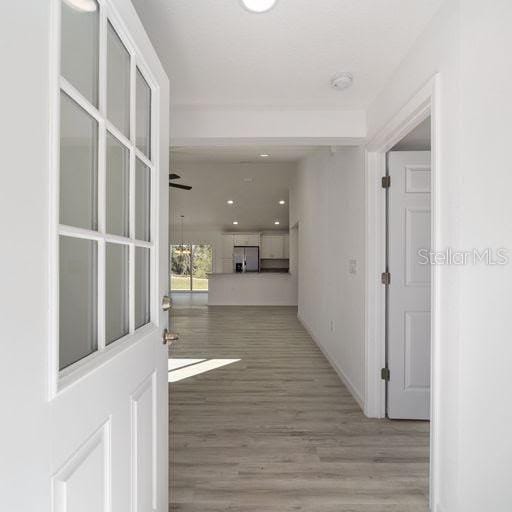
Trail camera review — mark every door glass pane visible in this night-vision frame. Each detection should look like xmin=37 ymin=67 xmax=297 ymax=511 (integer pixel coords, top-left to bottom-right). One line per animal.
xmin=135 ymin=159 xmax=151 ymax=241
xmin=136 ymin=69 xmax=151 ymax=158
xmin=106 ymin=133 xmax=129 ymax=236
xmin=61 ymin=0 xmax=99 ymax=106
xmin=60 ymin=92 xmax=98 ymax=230
xmin=135 ymin=247 xmax=151 ymax=328
xmin=105 ymin=243 xmax=129 ymax=345
xmin=171 ymin=245 xmax=191 ymax=291
xmin=107 ymin=22 xmax=130 ymax=137
xmin=192 ymin=245 xmax=212 ymax=291
xmin=59 ymin=236 xmax=98 ymax=370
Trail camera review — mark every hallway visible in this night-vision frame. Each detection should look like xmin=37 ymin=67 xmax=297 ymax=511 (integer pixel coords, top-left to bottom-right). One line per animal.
xmin=169 ymin=305 xmax=429 ymax=511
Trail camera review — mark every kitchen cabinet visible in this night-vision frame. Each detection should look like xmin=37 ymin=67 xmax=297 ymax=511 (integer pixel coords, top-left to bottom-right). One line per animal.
xmin=222 ymin=234 xmax=234 ymax=258
xmin=233 ymin=233 xmax=260 ymax=246
xmin=283 ymin=234 xmax=289 ymax=258
xmin=233 ymin=234 xmax=250 ymax=246
xmin=222 ymin=258 xmax=234 ymax=273
xmin=261 ymin=235 xmax=284 ymax=259
xmin=248 ymin=234 xmax=261 ymax=246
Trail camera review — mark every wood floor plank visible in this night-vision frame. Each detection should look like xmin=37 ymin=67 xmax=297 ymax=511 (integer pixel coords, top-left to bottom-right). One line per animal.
xmin=169 ymin=304 xmax=429 ymax=511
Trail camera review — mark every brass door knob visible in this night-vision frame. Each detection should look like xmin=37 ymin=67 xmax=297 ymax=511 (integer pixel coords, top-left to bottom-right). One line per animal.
xmin=162 ymin=295 xmax=172 ymax=311
xmin=162 ymin=328 xmax=179 ymax=345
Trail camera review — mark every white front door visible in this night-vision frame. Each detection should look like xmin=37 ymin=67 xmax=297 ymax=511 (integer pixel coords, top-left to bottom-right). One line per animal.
xmin=387 ymin=151 xmax=431 ymax=420
xmin=0 ymin=1 xmax=170 ymax=510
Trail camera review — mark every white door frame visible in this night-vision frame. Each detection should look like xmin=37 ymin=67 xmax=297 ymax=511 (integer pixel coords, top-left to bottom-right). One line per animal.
xmin=364 ymin=74 xmax=441 ymax=505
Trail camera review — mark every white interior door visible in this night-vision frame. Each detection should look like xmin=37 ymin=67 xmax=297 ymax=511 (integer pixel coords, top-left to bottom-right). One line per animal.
xmin=387 ymin=151 xmax=431 ymax=420
xmin=0 ymin=1 xmax=169 ymax=510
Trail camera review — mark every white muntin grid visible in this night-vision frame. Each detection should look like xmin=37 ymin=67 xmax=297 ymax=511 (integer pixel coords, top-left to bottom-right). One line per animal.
xmin=49 ymin=0 xmax=161 ymax=394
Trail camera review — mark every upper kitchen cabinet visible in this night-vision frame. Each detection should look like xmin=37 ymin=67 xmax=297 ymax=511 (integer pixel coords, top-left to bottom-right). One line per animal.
xmin=234 ymin=233 xmax=260 ymax=246
xmin=261 ymin=234 xmax=288 ymax=259
xmin=222 ymin=234 xmax=234 ymax=258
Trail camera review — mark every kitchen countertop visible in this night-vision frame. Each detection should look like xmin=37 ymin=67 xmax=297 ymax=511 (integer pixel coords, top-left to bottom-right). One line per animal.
xmin=208 ymin=272 xmax=292 ymax=276
xmin=208 ymin=271 xmax=297 ymax=306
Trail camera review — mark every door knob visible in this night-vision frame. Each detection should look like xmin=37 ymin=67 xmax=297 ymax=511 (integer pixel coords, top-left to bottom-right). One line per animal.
xmin=161 ymin=295 xmax=172 ymax=311
xmin=162 ymin=328 xmax=179 ymax=345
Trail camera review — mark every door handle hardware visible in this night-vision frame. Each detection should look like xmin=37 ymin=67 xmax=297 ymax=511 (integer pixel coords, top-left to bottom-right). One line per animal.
xmin=161 ymin=295 xmax=172 ymax=311
xmin=162 ymin=328 xmax=179 ymax=345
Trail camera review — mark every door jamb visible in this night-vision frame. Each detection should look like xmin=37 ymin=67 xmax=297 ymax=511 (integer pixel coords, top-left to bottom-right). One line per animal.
xmin=364 ymin=74 xmax=441 ymax=507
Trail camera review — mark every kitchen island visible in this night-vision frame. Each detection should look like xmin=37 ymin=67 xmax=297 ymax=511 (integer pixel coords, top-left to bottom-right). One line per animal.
xmin=208 ymin=272 xmax=298 ymax=306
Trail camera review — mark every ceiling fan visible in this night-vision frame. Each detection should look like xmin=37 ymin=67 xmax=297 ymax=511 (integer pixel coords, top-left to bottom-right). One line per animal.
xmin=169 ymin=173 xmax=192 ymax=191
xmin=169 ymin=149 xmax=192 ymax=190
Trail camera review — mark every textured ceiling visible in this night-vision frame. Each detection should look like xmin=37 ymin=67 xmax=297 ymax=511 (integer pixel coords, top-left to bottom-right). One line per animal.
xmin=132 ymin=0 xmax=443 ymax=109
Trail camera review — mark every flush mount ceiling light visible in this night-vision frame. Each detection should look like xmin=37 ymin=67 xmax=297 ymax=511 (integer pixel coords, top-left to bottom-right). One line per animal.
xmin=331 ymin=72 xmax=354 ymax=91
xmin=240 ymin=0 xmax=278 ymax=13
xmin=243 ymin=177 xmax=254 ymax=183
xmin=233 ymin=221 xmax=239 ymax=225
xmin=279 ymin=200 xmax=286 ymax=205
xmin=274 ymin=220 xmax=280 ymax=225
xmin=260 ymin=153 xmax=270 ymax=158
xmin=63 ymin=0 xmax=97 ymax=12
xmin=227 ymin=200 xmax=234 ymax=205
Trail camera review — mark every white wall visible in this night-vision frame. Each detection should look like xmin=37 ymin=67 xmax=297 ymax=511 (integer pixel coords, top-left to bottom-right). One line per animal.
xmin=292 ymin=147 xmax=365 ymax=406
xmin=171 ymin=107 xmax=366 ymax=146
xmin=455 ymin=2 xmax=512 ymax=511
xmin=367 ymin=1 xmax=512 ymax=510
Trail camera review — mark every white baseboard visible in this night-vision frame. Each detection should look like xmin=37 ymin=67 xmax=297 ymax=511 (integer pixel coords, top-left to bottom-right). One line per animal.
xmin=297 ymin=312 xmax=364 ymax=411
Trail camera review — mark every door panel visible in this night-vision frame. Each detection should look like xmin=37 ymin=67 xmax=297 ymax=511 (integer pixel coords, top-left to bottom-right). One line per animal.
xmin=131 ymin=373 xmax=157 ymax=512
xmin=50 ymin=2 xmax=170 ymax=512
xmin=52 ymin=422 xmax=109 ymax=512
xmin=387 ymin=151 xmax=431 ymax=420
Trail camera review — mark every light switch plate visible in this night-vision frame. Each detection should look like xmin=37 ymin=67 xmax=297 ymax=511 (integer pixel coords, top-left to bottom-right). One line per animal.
xmin=349 ymin=259 xmax=358 ymax=274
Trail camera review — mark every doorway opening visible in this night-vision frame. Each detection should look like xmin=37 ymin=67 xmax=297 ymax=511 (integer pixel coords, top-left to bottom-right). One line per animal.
xmin=385 ymin=117 xmax=431 ymax=419
xmin=365 ymin=74 xmax=440 ymax=508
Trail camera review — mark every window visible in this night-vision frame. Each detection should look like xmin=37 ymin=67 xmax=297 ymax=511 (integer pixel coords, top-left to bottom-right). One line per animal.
xmin=170 ymin=244 xmax=212 ymax=291
xmin=57 ymin=0 xmax=155 ymax=372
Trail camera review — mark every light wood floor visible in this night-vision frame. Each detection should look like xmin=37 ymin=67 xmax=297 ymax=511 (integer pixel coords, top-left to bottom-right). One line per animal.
xmin=169 ymin=305 xmax=429 ymax=512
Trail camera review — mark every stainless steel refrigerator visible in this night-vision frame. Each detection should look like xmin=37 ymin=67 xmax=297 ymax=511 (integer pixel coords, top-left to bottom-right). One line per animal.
xmin=233 ymin=246 xmax=260 ymax=272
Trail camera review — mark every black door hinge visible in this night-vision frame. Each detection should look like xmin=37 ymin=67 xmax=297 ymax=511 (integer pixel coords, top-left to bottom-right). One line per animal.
xmin=381 ymin=367 xmax=390 ymax=381
xmin=381 ymin=271 xmax=391 ymax=285
xmin=382 ymin=175 xmax=391 ymax=188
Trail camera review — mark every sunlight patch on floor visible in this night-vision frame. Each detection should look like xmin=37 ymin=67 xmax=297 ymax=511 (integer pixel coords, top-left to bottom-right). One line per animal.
xmin=168 ymin=358 xmax=206 ymax=371
xmin=168 ymin=359 xmax=241 ymax=383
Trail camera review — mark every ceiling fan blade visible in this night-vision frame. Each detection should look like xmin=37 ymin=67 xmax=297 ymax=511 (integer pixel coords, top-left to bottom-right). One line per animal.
xmin=169 ymin=173 xmax=181 ymax=180
xmin=169 ymin=183 xmax=192 ymax=190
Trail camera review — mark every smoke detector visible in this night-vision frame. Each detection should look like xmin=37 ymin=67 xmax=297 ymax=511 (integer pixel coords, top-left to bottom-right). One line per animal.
xmin=331 ymin=72 xmax=353 ymax=91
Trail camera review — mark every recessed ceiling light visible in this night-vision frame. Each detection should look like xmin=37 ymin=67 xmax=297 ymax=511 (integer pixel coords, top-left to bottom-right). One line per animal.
xmin=233 ymin=221 xmax=239 ymax=225
xmin=274 ymin=220 xmax=280 ymax=225
xmin=331 ymin=72 xmax=354 ymax=91
xmin=260 ymin=154 xmax=270 ymax=158
xmin=240 ymin=0 xmax=278 ymax=14
xmin=279 ymin=200 xmax=286 ymax=205
xmin=243 ymin=177 xmax=253 ymax=183
xmin=227 ymin=200 xmax=234 ymax=205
